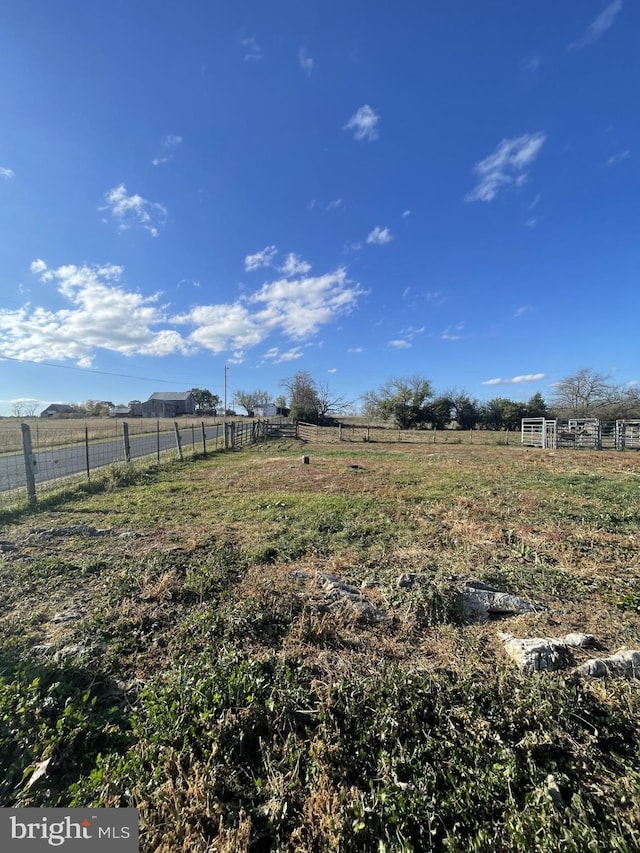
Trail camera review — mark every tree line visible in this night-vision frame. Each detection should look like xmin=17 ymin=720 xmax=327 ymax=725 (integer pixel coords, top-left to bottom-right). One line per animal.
xmin=10 ymin=368 xmax=639 ymax=428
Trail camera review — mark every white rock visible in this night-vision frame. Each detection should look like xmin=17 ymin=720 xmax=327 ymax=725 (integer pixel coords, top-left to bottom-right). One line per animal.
xmin=575 ymin=649 xmax=640 ymax=678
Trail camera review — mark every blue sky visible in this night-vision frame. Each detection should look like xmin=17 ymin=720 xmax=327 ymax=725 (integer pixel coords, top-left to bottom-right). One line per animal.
xmin=1 ymin=0 xmax=638 ymax=416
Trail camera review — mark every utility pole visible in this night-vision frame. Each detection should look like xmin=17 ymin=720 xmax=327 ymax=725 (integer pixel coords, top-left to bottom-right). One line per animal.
xmin=223 ymin=364 xmax=228 ymax=449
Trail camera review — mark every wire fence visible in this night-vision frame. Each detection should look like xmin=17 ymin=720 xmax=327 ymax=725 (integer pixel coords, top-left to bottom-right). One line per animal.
xmin=0 ymin=417 xmax=283 ymax=514
xmin=296 ymin=422 xmax=520 ymax=445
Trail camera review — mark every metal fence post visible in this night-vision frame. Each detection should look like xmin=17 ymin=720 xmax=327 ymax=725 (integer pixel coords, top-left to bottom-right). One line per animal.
xmin=21 ymin=423 xmax=37 ymax=508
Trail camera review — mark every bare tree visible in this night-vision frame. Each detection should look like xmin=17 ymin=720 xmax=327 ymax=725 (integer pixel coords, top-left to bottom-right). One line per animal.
xmin=550 ymin=369 xmax=611 ymax=417
xmin=23 ymin=401 xmax=40 ymax=417
xmin=11 ymin=401 xmax=25 ymax=418
xmin=233 ymin=389 xmax=270 ymax=417
xmin=316 ymin=382 xmax=352 ymax=421
xmin=280 ymin=371 xmax=320 ymax=422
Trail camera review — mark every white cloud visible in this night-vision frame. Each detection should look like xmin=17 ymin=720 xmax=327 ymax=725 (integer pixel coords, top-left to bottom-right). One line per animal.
xmin=344 ymin=105 xmax=380 ymax=141
xmin=441 ymin=322 xmax=465 ymax=341
xmin=263 ymin=346 xmax=304 ymax=363
xmin=299 ymin=46 xmax=314 ymax=74
xmin=280 ymin=253 xmax=312 ymax=277
xmin=327 ymin=368 xmax=337 ymax=374
xmin=366 ymin=226 xmax=393 ymax=245
xmin=514 ymin=305 xmax=533 ymax=317
xmin=0 ymin=167 xmax=15 ymax=179
xmin=524 ymin=217 xmax=538 ymax=229
xmin=242 ymin=35 xmax=263 ymax=62
xmin=101 ymin=184 xmax=167 ymax=236
xmin=0 ymin=261 xmax=188 ymax=366
xmin=466 ymin=133 xmax=547 ymax=203
xmin=326 ymin=198 xmax=343 ymax=211
xmin=402 ymin=210 xmax=411 ymax=218
xmin=163 ymin=135 xmax=183 ymax=148
xmin=481 ymin=373 xmax=545 ymax=386
xmin=569 ymin=0 xmax=623 ymax=50
xmin=245 ymin=245 xmax=277 ymax=272
xmin=606 ymin=149 xmax=631 ymax=166
xmin=5 ymin=258 xmax=364 ymax=367
xmin=388 ymin=339 xmax=411 ymax=349
xmin=30 ymin=259 xmax=48 ymax=274
xmin=348 ymin=347 xmax=364 ymax=353
xmin=248 ymin=268 xmax=364 ymax=340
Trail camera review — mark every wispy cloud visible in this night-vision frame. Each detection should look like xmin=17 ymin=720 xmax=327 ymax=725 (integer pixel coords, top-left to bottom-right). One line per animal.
xmin=366 ymin=226 xmax=393 ymax=245
xmin=466 ymin=132 xmax=546 ymax=203
xmin=6 ymin=258 xmax=365 ymax=366
xmin=152 ymin=135 xmax=183 ymax=165
xmin=263 ymin=346 xmax=304 ymax=363
xmin=299 ymin=46 xmax=314 ymax=75
xmin=441 ymin=322 xmax=464 ymax=341
xmin=245 ymin=245 xmax=277 ymax=272
xmin=101 ymin=184 xmax=167 ymax=237
xmin=402 ymin=210 xmax=411 ymax=218
xmin=568 ymin=0 xmax=623 ymax=50
xmin=524 ymin=217 xmax=538 ymax=229
xmin=606 ymin=149 xmax=631 ymax=166
xmin=0 ymin=167 xmax=15 ymax=179
xmin=481 ymin=373 xmax=545 ymax=386
xmin=279 ymin=253 xmax=312 ymax=277
xmin=348 ymin=346 xmax=364 ymax=353
xmin=388 ymin=339 xmax=411 ymax=349
xmin=514 ymin=305 xmax=533 ymax=317
xmin=242 ymin=35 xmax=263 ymax=62
xmin=326 ymin=198 xmax=343 ymax=211
xmin=344 ymin=105 xmax=380 ymax=141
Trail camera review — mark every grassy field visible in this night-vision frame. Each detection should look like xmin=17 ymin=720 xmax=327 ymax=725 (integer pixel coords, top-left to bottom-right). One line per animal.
xmin=0 ymin=416 xmax=230 ymax=454
xmin=1 ymin=437 xmax=640 ymax=851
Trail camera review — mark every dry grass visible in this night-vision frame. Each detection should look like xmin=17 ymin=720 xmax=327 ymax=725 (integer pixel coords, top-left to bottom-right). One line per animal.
xmin=1 ymin=439 xmax=640 ymax=850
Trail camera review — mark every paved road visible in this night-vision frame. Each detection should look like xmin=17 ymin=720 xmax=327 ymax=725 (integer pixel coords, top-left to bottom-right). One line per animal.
xmin=0 ymin=424 xmax=226 ymax=493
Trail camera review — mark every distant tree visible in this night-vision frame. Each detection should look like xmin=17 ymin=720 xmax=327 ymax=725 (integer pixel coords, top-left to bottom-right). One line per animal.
xmin=190 ymin=388 xmax=220 ymax=413
xmin=549 ymin=369 xmax=610 ymax=418
xmin=430 ymin=396 xmax=453 ymax=430
xmin=233 ymin=389 xmax=270 ymax=417
xmin=85 ymin=400 xmax=114 ymax=417
xmin=362 ymin=375 xmax=433 ymax=429
xmin=443 ymin=389 xmax=481 ymax=430
xmin=22 ymin=401 xmax=39 ymax=417
xmin=11 ymin=402 xmax=25 ymax=418
xmin=316 ymin=381 xmax=352 ymax=423
xmin=280 ymin=371 xmax=321 ymax=422
xmin=524 ymin=392 xmax=548 ymax=419
xmin=480 ymin=398 xmax=526 ymax=431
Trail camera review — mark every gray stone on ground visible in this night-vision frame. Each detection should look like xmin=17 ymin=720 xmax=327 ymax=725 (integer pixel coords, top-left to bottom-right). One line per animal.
xmin=575 ymin=649 xmax=640 ymax=678
xmin=316 ymin=572 xmax=389 ymax=624
xmin=458 ymin=579 xmax=541 ymax=622
xmin=499 ymin=632 xmax=595 ymax=672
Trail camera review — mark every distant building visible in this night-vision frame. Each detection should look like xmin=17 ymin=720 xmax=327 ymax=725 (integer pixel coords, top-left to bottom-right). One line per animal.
xmin=40 ymin=404 xmax=76 ymax=418
xmin=108 ymin=406 xmax=132 ymax=418
xmin=138 ymin=391 xmax=197 ymax=418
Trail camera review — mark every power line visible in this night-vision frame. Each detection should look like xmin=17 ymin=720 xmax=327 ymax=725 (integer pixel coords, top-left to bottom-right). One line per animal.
xmin=0 ymin=354 xmax=221 ymax=388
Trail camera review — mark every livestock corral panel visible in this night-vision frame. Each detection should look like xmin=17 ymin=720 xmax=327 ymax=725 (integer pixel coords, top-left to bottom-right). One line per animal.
xmin=522 ymin=418 xmax=640 ymax=450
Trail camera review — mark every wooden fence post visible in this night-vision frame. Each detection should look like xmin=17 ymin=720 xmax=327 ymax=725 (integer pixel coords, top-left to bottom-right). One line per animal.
xmin=156 ymin=420 xmax=160 ymax=462
xmin=174 ymin=422 xmax=184 ymax=461
xmin=122 ymin=422 xmax=131 ymax=462
xmin=21 ymin=423 xmax=37 ymax=508
xmin=201 ymin=421 xmax=207 ymax=456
